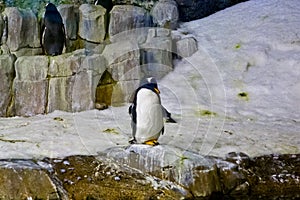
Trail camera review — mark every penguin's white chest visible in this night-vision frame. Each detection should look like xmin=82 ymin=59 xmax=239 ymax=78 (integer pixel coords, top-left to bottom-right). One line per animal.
xmin=135 ymin=88 xmax=163 ymax=142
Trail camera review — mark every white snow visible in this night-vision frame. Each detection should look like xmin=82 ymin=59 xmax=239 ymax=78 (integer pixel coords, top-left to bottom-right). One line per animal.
xmin=0 ymin=0 xmax=299 ymax=159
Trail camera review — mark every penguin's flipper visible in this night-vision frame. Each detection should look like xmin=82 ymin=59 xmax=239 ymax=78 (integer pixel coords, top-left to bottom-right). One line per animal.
xmin=166 ymin=117 xmax=176 ymax=123
xmin=162 ymin=106 xmax=176 ymax=123
xmin=143 ymin=139 xmax=159 ymax=146
xmin=128 ymin=104 xmax=133 ymax=115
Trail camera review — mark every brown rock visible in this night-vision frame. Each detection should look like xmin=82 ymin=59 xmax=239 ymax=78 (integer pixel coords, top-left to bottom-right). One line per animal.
xmin=0 ymin=55 xmax=16 ymax=117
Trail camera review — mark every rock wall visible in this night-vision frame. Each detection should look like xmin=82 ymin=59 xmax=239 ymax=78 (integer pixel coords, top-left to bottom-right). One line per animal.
xmin=0 ymin=3 xmax=198 ymax=117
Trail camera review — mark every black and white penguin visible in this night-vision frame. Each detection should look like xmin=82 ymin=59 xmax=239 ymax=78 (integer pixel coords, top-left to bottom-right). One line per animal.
xmin=129 ymin=77 xmax=164 ymax=146
xmin=41 ymin=3 xmax=65 ymax=56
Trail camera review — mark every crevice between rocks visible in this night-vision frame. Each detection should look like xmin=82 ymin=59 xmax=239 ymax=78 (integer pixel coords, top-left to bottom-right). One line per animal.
xmin=5 ymin=54 xmax=16 ymax=117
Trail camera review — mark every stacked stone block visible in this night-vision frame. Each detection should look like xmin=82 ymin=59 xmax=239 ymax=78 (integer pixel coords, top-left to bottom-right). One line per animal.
xmin=0 ymin=2 xmax=198 ymax=116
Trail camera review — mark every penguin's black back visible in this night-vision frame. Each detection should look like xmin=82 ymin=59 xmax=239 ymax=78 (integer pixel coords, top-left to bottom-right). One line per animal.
xmin=42 ymin=3 xmax=65 ymax=56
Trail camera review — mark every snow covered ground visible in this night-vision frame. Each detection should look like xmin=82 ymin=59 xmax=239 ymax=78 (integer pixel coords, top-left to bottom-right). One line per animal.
xmin=0 ymin=0 xmax=299 ymax=159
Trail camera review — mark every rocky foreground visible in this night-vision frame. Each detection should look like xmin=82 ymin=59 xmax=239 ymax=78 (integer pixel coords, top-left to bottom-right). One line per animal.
xmin=0 ymin=145 xmax=299 ymax=199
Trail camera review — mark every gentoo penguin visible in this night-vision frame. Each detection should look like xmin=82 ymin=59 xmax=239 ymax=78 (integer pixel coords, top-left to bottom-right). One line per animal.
xmin=129 ymin=77 xmax=164 ymax=145
xmin=129 ymin=78 xmax=176 ymax=123
xmin=41 ymin=3 xmax=65 ymax=56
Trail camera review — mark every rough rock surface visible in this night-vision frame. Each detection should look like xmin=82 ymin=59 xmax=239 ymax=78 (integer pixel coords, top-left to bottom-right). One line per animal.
xmin=140 ymin=28 xmax=173 ymax=79
xmin=13 ymin=56 xmax=49 ymax=116
xmin=58 ymin=4 xmax=79 ymax=40
xmin=0 ymin=160 xmax=63 ymax=199
xmin=102 ymin=40 xmax=142 ymax=104
xmin=0 ymin=151 xmax=299 ymax=199
xmin=0 ymin=1 xmax=186 ymax=116
xmin=3 ymin=7 xmax=40 ymax=51
xmin=109 ymin=5 xmax=152 ymax=42
xmin=176 ymin=36 xmax=197 ymax=58
xmin=0 ymin=55 xmax=15 ymax=117
xmin=48 ymin=50 xmax=107 ymax=113
xmin=151 ymin=0 xmax=179 ymax=29
xmin=78 ymin=4 xmax=107 ymax=43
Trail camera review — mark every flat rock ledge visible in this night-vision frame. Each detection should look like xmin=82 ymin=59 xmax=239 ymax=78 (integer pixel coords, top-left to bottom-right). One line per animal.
xmin=0 ymin=146 xmax=299 ymax=199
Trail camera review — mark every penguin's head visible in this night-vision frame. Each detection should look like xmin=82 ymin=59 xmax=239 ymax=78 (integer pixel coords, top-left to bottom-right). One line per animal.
xmin=141 ymin=77 xmax=160 ymax=94
xmin=45 ymin=3 xmax=58 ymax=12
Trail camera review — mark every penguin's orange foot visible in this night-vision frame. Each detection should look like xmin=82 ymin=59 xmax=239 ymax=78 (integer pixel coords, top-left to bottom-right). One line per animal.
xmin=143 ymin=139 xmax=159 ymax=146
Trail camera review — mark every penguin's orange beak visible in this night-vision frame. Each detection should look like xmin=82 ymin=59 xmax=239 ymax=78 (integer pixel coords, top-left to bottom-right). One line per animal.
xmin=154 ymin=88 xmax=160 ymax=94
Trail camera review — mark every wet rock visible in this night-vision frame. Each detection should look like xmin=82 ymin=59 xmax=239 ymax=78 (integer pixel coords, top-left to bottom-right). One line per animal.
xmin=109 ymin=5 xmax=152 ymax=42
xmin=13 ymin=56 xmax=49 ymax=116
xmin=48 ymin=155 xmax=185 ymax=199
xmin=151 ymin=0 xmax=179 ymax=29
xmin=0 ymin=55 xmax=16 ymax=117
xmin=78 ymin=4 xmax=107 ymax=43
xmin=215 ymin=159 xmax=246 ymax=194
xmin=225 ymin=151 xmax=251 ymax=168
xmin=0 ymin=160 xmax=63 ymax=199
xmin=240 ymin=154 xmax=300 ymax=199
xmin=105 ymin=146 xmax=300 ymax=198
xmin=3 ymin=7 xmax=40 ymax=51
xmin=105 ymin=145 xmax=221 ymax=197
xmin=0 ymin=153 xmax=299 ymax=199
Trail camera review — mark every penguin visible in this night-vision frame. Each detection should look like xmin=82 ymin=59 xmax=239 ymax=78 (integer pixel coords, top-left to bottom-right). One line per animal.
xmin=129 ymin=77 xmax=164 ymax=146
xmin=129 ymin=78 xmax=176 ymax=123
xmin=95 ymin=0 xmax=113 ymax=12
xmin=41 ymin=3 xmax=65 ymax=56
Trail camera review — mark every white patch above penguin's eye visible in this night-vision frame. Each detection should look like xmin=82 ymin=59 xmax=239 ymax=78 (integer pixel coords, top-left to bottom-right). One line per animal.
xmin=146 ymin=77 xmax=157 ymax=84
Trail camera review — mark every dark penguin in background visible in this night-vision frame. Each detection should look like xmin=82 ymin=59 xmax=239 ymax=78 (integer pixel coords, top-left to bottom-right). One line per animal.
xmin=95 ymin=0 xmax=113 ymax=12
xmin=129 ymin=77 xmax=165 ymax=146
xmin=41 ymin=3 xmax=65 ymax=56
